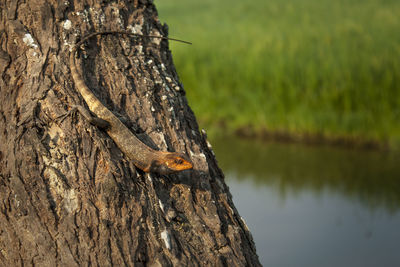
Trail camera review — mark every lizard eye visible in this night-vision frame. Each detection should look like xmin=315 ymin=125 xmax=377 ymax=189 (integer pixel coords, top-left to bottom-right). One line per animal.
xmin=174 ymin=158 xmax=183 ymax=165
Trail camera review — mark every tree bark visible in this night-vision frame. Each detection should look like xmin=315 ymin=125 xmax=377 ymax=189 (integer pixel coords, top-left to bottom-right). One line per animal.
xmin=0 ymin=0 xmax=260 ymax=266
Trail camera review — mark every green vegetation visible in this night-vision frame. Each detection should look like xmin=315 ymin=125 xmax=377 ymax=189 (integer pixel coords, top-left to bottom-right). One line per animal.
xmin=157 ymin=0 xmax=400 ymax=147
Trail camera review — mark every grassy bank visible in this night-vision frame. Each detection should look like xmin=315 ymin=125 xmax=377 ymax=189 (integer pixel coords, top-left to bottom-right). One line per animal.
xmin=157 ymin=0 xmax=400 ymax=147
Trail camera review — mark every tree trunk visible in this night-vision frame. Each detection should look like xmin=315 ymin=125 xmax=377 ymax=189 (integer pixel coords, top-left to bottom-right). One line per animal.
xmin=0 ymin=0 xmax=260 ymax=266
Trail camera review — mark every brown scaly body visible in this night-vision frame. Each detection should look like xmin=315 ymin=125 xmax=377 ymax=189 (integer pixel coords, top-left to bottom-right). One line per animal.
xmin=69 ymin=31 xmax=193 ymax=175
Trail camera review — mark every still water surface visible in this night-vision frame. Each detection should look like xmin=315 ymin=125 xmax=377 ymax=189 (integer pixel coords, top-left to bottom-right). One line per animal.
xmin=212 ymin=136 xmax=400 ymax=267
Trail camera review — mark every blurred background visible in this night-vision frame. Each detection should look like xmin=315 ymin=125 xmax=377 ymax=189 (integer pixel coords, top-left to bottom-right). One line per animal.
xmin=157 ymin=0 xmax=400 ymax=266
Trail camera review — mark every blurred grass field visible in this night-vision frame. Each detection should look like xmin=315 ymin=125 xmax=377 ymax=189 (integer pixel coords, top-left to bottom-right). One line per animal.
xmin=156 ymin=0 xmax=400 ymax=148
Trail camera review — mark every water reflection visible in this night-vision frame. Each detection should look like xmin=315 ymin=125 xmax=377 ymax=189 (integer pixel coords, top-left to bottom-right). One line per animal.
xmin=212 ymin=135 xmax=400 ymax=213
xmin=211 ymin=135 xmax=400 ymax=266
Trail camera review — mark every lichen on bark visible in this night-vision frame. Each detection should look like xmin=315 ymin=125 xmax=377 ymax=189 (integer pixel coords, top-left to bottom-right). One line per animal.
xmin=0 ymin=0 xmax=260 ymax=266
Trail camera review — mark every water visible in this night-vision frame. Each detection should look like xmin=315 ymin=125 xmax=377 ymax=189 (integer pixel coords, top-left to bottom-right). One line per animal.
xmin=211 ymin=136 xmax=400 ymax=267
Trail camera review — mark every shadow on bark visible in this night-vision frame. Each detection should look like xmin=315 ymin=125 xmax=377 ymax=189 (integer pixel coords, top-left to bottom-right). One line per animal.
xmin=0 ymin=0 xmax=260 ymax=266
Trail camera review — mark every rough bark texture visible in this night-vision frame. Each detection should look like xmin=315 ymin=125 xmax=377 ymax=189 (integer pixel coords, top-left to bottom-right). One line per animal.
xmin=0 ymin=0 xmax=260 ymax=266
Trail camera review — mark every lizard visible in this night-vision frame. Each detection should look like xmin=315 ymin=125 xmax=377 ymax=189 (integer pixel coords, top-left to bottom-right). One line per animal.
xmin=66 ymin=31 xmax=193 ymax=175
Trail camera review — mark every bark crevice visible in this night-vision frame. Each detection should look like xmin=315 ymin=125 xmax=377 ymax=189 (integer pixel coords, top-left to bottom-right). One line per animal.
xmin=0 ymin=1 xmax=260 ymax=266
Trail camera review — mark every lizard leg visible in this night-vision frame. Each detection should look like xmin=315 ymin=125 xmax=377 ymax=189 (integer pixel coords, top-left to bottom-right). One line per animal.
xmin=57 ymin=105 xmax=110 ymax=129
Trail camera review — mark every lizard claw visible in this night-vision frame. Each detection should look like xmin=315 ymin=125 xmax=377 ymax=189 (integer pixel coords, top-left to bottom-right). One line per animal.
xmin=56 ymin=105 xmax=110 ymax=129
xmin=56 ymin=106 xmax=78 ymax=124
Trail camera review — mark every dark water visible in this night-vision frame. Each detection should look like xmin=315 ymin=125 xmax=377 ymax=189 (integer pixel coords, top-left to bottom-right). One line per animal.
xmin=212 ymin=136 xmax=400 ymax=267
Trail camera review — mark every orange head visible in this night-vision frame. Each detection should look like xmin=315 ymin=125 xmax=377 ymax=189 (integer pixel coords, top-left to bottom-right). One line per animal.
xmin=149 ymin=152 xmax=193 ymax=175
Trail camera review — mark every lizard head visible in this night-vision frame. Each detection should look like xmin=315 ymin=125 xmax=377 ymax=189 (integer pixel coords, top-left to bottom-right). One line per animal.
xmin=149 ymin=152 xmax=193 ymax=175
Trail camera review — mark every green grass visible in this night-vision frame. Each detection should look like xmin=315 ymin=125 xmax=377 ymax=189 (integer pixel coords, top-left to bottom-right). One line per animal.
xmin=156 ymin=0 xmax=400 ymax=147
